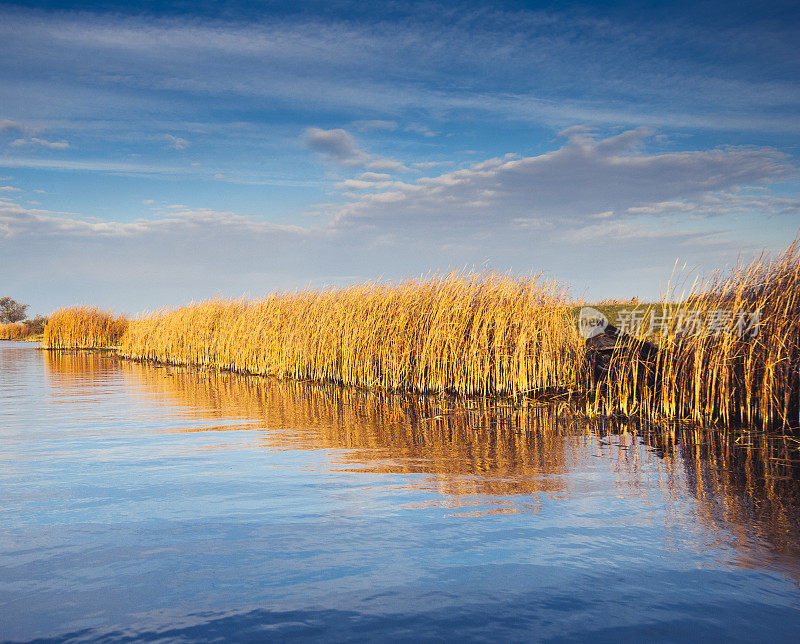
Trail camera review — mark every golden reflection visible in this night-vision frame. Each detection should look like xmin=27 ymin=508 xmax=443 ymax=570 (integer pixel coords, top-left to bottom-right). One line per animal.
xmin=43 ymin=349 xmax=120 ymax=381
xmin=643 ymin=428 xmax=800 ymax=568
xmin=118 ymin=360 xmax=576 ymax=501
xmin=42 ymin=350 xmax=800 ymax=571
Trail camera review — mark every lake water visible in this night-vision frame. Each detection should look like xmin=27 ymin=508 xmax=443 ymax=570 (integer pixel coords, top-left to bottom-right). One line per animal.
xmin=1 ymin=341 xmax=800 ymax=642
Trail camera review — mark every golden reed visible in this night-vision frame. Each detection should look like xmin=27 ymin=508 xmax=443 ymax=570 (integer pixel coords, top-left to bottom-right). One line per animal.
xmin=590 ymin=240 xmax=800 ymax=429
xmin=43 ymin=306 xmax=128 ymax=349
xmin=0 ymin=323 xmax=29 ymax=340
xmin=117 ymin=272 xmax=580 ymax=397
xmin=41 ymin=241 xmax=800 ymax=429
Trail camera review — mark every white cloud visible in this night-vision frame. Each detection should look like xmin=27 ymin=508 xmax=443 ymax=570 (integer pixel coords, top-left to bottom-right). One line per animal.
xmin=327 ymin=127 xmax=795 ymax=229
xmin=359 ymin=172 xmax=392 ymax=181
xmin=305 ymin=128 xmax=368 ymax=166
xmin=164 ymin=134 xmax=190 ymax=150
xmin=0 ymin=186 xmax=21 ymax=192
xmin=335 ymin=179 xmax=374 ymax=190
xmin=563 ymin=221 xmax=699 ymax=243
xmin=0 ymin=156 xmax=322 ymax=187
xmin=10 ymin=137 xmax=69 ymax=149
xmin=412 ymin=161 xmax=449 ymax=170
xmin=0 ymin=199 xmax=311 ymax=239
xmin=304 ymin=127 xmax=407 ymax=171
xmin=334 ymin=177 xmax=412 ymax=191
xmin=0 ymin=119 xmax=24 ymax=132
xmin=511 ymin=217 xmax=552 ymax=230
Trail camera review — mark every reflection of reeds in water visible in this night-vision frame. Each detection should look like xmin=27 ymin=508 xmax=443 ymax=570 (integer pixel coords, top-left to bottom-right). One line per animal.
xmin=42 ymin=349 xmax=121 ymax=380
xmin=648 ymin=427 xmax=800 ymax=567
xmin=116 ymin=359 xmax=575 ymax=501
xmin=42 ymin=349 xmax=800 ymax=573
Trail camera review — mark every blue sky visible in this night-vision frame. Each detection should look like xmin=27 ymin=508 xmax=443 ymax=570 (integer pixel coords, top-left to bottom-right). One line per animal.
xmin=1 ymin=0 xmax=798 ymax=315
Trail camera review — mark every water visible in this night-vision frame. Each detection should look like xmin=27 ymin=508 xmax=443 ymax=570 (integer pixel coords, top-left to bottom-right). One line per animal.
xmin=1 ymin=341 xmax=799 ymax=642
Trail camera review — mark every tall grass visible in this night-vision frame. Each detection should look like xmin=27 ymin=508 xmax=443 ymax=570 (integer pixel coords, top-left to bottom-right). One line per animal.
xmin=43 ymin=307 xmax=128 ymax=349
xmin=40 ymin=242 xmax=800 ymax=429
xmin=590 ymin=240 xmax=800 ymax=429
xmin=0 ymin=323 xmax=29 ymax=340
xmin=119 ymin=272 xmax=581 ymax=396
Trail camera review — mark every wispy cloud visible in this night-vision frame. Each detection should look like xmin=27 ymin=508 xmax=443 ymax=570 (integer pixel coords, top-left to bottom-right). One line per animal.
xmin=0 ymin=156 xmax=323 ymax=186
xmin=404 ymin=123 xmax=436 ymax=138
xmin=0 ymin=199 xmax=312 ymax=239
xmin=304 ymin=127 xmax=406 ymax=171
xmin=1 ymin=7 xmax=797 ymax=133
xmin=327 ymin=127 xmax=795 ymax=229
xmin=412 ymin=161 xmax=449 ymax=170
xmin=10 ymin=137 xmax=69 ymax=149
xmin=164 ymin=134 xmax=189 ymax=150
xmin=353 ymin=120 xmax=398 ymax=132
xmin=0 ymin=119 xmax=24 ymax=132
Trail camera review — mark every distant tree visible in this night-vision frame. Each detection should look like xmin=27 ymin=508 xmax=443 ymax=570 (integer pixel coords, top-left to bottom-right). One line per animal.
xmin=0 ymin=297 xmax=28 ymax=324
xmin=22 ymin=315 xmax=48 ymax=335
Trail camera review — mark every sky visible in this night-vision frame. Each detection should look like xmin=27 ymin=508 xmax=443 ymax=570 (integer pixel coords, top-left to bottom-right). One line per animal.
xmin=1 ymin=0 xmax=799 ymax=315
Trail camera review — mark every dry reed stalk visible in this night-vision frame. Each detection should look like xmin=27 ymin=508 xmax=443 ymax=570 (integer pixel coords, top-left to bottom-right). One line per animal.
xmin=589 ymin=240 xmax=800 ymax=429
xmin=0 ymin=323 xmax=29 ymax=340
xmin=118 ymin=271 xmax=582 ymax=396
xmin=43 ymin=307 xmax=128 ymax=349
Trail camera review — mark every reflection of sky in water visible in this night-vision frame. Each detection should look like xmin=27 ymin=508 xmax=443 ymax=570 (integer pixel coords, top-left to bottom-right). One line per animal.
xmin=1 ymin=343 xmax=799 ymax=642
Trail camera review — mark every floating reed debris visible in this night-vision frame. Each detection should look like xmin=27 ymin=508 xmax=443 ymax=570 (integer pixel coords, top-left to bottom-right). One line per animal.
xmin=43 ymin=306 xmax=128 ymax=349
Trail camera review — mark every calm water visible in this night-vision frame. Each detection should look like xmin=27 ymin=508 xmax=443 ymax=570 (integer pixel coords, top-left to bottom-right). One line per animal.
xmin=1 ymin=342 xmax=800 ymax=642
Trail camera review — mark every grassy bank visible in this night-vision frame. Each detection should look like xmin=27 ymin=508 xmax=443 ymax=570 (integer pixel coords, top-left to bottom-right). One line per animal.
xmin=40 ymin=242 xmax=800 ymax=429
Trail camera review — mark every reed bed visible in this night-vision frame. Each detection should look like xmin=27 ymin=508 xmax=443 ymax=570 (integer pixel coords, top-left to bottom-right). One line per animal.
xmin=118 ymin=272 xmax=582 ymax=396
xmin=0 ymin=323 xmax=30 ymax=340
xmin=43 ymin=307 xmax=128 ymax=349
xmin=39 ymin=241 xmax=800 ymax=430
xmin=590 ymin=240 xmax=800 ymax=429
